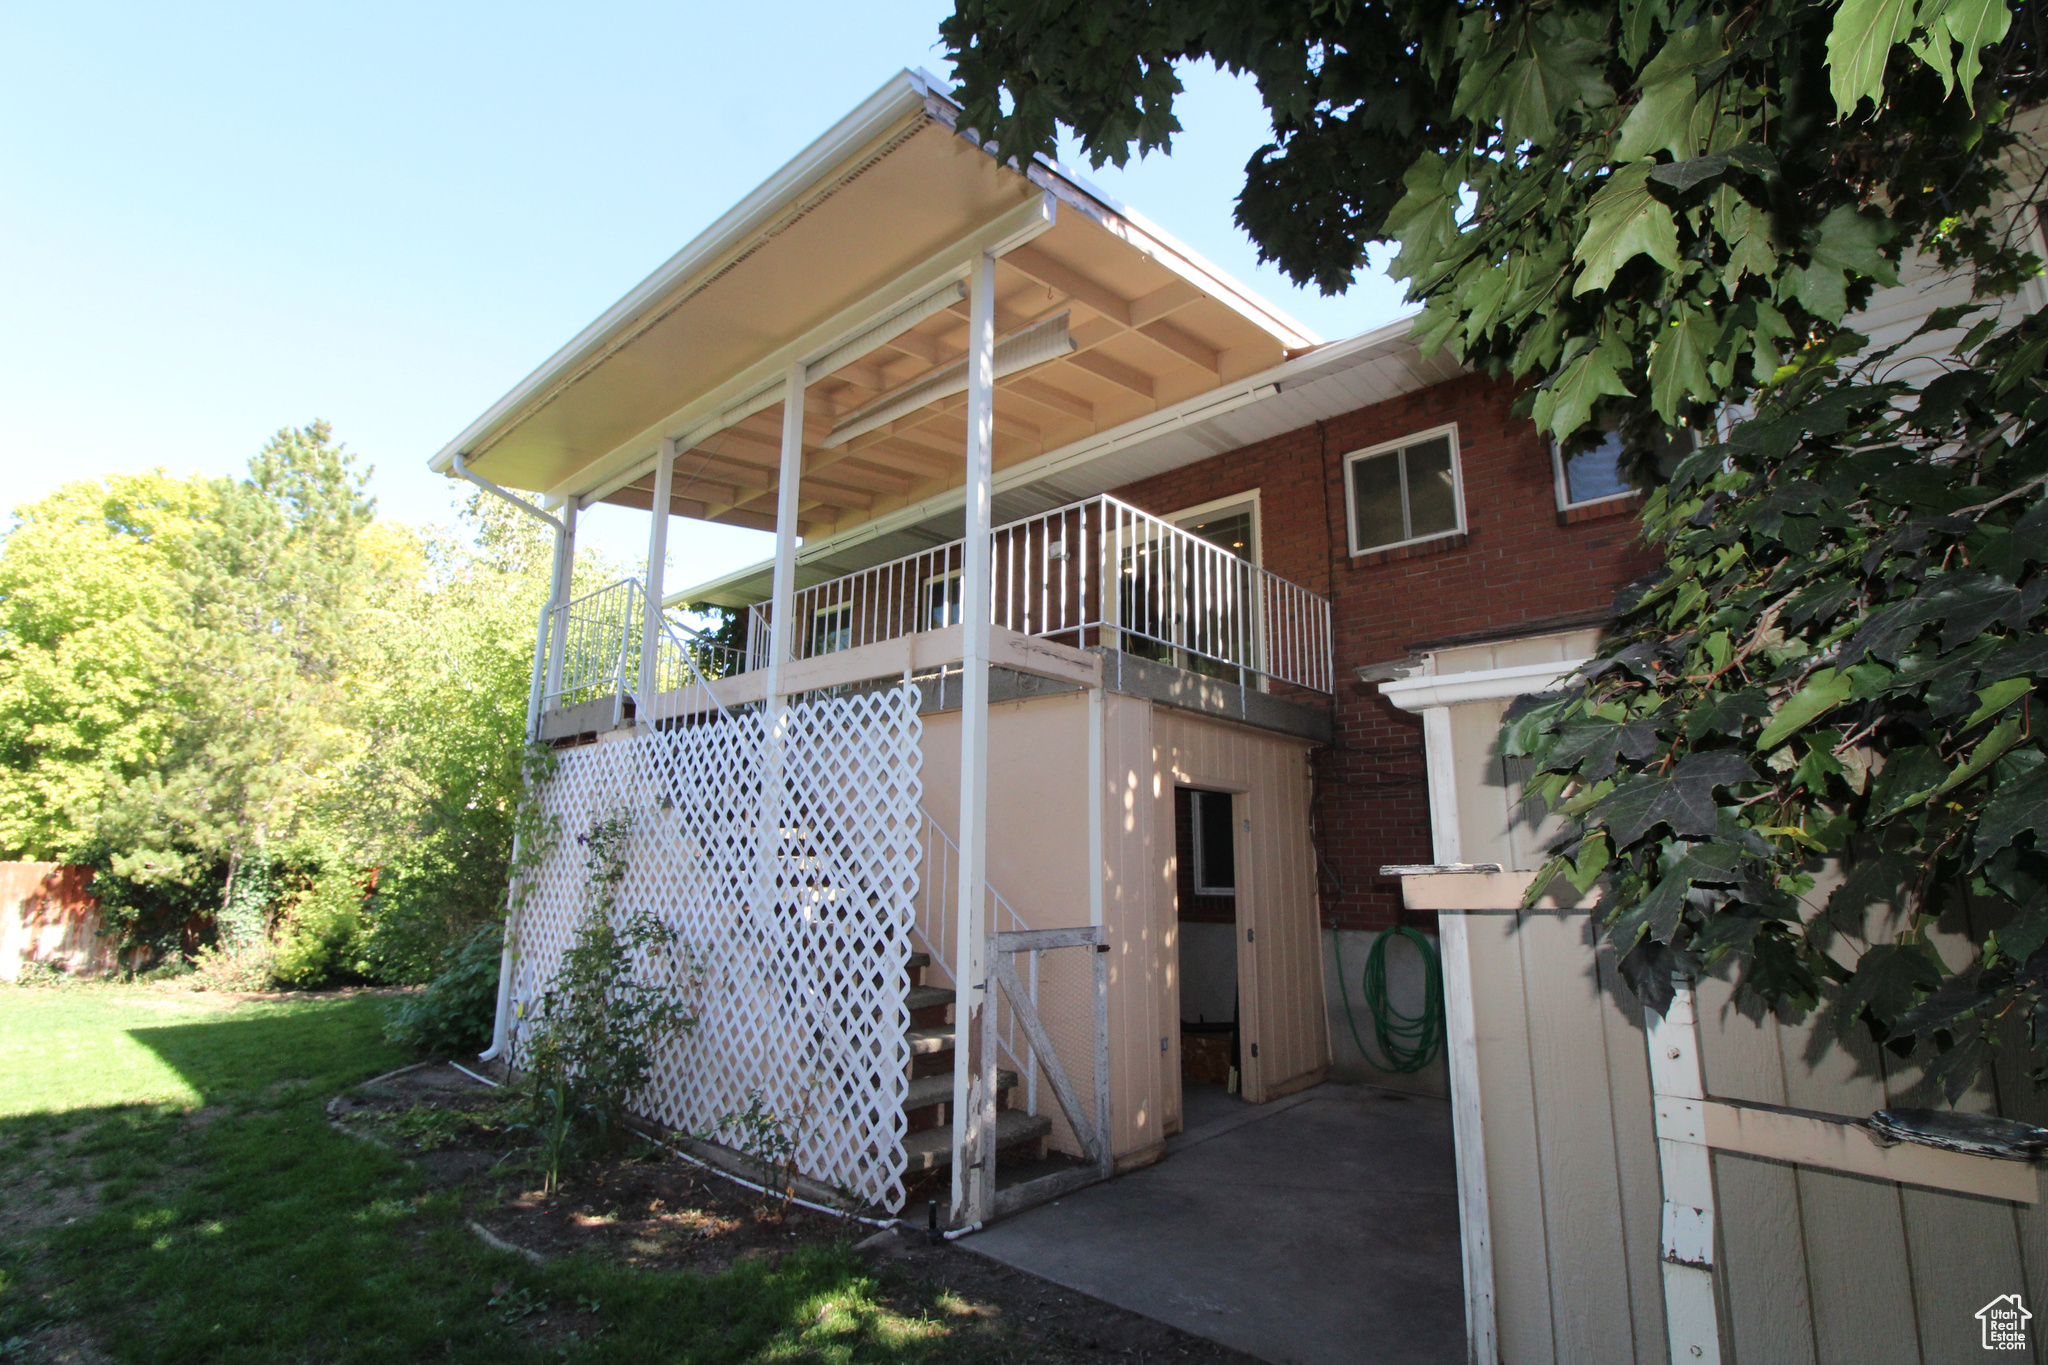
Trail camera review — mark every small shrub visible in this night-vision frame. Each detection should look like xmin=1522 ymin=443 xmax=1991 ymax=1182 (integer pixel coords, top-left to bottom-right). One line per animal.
xmin=272 ymin=870 xmax=368 ymax=987
xmin=184 ymin=943 xmax=279 ymax=993
xmin=10 ymin=961 xmax=70 ymax=989
xmin=513 ymin=807 xmax=698 ymax=1186
xmin=384 ymin=925 xmax=503 ymax=1056
xmin=709 ymin=1089 xmax=807 ymax=1210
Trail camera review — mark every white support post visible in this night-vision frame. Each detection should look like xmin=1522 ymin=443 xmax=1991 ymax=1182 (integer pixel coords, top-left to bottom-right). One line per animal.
xmin=1419 ymin=703 xmax=1499 ymax=1365
xmin=544 ymin=501 xmax=578 ymax=705
xmin=951 ymin=251 xmax=998 ymax=1225
xmin=766 ymin=361 xmax=806 ymax=703
xmin=638 ymin=438 xmax=676 ymax=712
xmin=757 ymin=362 xmax=808 ymax=924
xmin=1647 ymin=982 xmax=1724 ymax=1364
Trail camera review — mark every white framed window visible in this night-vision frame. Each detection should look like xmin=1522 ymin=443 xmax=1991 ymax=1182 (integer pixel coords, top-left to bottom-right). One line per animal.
xmin=1343 ymin=425 xmax=1464 ymax=556
xmin=1553 ymin=429 xmax=1635 ymax=511
xmin=810 ymin=603 xmax=852 ymax=655
xmin=923 ymin=569 xmax=962 ymax=629
xmin=1189 ymin=789 xmax=1236 ymax=896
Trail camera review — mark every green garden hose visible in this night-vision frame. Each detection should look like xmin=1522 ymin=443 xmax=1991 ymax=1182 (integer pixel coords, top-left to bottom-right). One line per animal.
xmin=1335 ymin=926 xmax=1445 ymax=1074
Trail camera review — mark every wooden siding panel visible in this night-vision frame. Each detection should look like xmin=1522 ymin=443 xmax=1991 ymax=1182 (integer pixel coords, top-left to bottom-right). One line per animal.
xmin=1517 ymin=911 xmax=1643 ymax=1362
xmin=1464 ymin=910 xmax=1560 ymax=1365
xmin=1594 ymin=938 xmax=1671 ymax=1365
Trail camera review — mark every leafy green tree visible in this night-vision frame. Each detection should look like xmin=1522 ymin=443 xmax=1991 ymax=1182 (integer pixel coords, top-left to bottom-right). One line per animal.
xmin=0 ymin=474 xmax=215 ymax=859
xmin=943 ymin=0 xmax=2048 ymax=1087
xmin=91 ymin=424 xmax=374 ymax=924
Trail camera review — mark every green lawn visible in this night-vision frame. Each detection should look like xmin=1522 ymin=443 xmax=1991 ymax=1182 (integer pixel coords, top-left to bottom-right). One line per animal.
xmin=0 ymin=987 xmax=993 ymax=1364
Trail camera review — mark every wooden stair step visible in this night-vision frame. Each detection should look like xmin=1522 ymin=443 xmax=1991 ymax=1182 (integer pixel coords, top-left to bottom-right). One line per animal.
xmin=906 ymin=984 xmax=955 ymax=1012
xmin=907 ymin=951 xmax=930 ymax=970
xmin=903 ymin=1110 xmax=1054 ymax=1171
xmin=906 ymin=1024 xmax=956 ymax=1056
xmin=904 ymin=1069 xmax=1018 ymax=1112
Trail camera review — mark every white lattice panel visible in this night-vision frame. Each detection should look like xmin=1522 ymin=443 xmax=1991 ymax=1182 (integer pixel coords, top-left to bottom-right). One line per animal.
xmin=507 ymin=683 xmax=923 ymax=1211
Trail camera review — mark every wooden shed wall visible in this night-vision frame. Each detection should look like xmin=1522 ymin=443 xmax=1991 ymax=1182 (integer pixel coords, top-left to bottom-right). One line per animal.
xmin=0 ymin=863 xmax=109 ymax=982
xmin=1443 ymin=683 xmax=2048 ymax=1364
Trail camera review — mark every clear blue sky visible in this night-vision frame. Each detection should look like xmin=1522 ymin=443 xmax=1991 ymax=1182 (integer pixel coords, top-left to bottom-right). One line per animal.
xmin=0 ymin=1 xmax=1408 ymax=586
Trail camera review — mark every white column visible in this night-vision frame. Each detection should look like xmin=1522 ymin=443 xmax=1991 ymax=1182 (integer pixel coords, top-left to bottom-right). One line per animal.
xmin=1648 ymin=983 xmax=1724 ymax=1364
xmin=1420 ymin=703 xmax=1499 ymax=1365
xmin=638 ymin=438 xmax=677 ymax=711
xmin=951 ymin=251 xmax=998 ymax=1223
xmin=543 ymin=500 xmax=578 ymax=703
xmin=765 ymin=361 xmax=806 ymax=702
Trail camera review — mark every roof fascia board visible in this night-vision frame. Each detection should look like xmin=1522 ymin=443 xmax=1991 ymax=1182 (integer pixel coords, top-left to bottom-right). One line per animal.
xmin=430 ymin=68 xmax=940 ymax=476
xmin=554 ymin=190 xmax=1060 ymax=509
xmin=668 ymin=312 xmax=1435 ymax=605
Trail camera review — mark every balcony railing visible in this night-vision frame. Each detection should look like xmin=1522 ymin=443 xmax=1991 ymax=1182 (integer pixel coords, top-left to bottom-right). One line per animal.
xmin=745 ymin=494 xmax=1333 ymax=693
xmin=541 ymin=578 xmax=748 ymax=717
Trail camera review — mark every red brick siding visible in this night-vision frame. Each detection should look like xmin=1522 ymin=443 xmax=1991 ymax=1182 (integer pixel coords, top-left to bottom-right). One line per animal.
xmin=1111 ymin=373 xmax=1662 ymax=932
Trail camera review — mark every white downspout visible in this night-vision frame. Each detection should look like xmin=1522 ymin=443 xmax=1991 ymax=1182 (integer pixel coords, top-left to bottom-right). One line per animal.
xmin=448 ymin=455 xmax=568 ymax=1067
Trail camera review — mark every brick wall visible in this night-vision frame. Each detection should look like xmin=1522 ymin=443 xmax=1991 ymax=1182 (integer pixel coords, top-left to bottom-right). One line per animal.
xmin=1111 ymin=372 xmax=1662 ymax=932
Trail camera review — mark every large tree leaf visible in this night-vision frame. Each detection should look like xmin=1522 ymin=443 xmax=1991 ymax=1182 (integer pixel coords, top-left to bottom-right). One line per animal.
xmin=1927 ymin=0 xmax=2014 ymax=107
xmin=1614 ymin=19 xmax=1728 ymax=161
xmin=1573 ymin=163 xmax=1683 ymax=296
xmin=1532 ymin=335 xmax=1635 ymax=439
xmin=1498 ymin=11 xmax=1615 ymax=145
xmin=1974 ymin=757 xmax=2048 ymax=865
xmin=1827 ymin=0 xmax=1918 ymax=116
xmin=1649 ymin=307 xmax=1721 ymax=420
xmin=1544 ymin=713 xmax=1667 ymax=781
xmin=1756 ymin=668 xmax=1857 ymax=750
xmin=1596 ymin=751 xmax=1760 ymax=845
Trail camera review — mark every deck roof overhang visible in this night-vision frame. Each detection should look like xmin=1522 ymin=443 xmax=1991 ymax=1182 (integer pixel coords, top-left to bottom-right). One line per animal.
xmin=431 ymin=68 xmax=1319 ymax=542
xmin=677 ymin=314 xmax=1467 ymax=608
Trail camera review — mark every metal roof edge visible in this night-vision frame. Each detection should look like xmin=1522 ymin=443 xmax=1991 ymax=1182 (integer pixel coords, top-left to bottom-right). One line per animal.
xmin=429 ymin=69 xmax=940 ymax=475
xmin=668 ymin=310 xmax=1434 ymax=605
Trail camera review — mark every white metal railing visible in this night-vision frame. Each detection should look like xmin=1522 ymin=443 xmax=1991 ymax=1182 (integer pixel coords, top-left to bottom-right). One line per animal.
xmin=540 ymin=577 xmax=748 ymax=721
xmin=912 ymin=808 xmax=1041 ymax=1114
xmin=745 ymin=494 xmax=1332 ymax=692
xmin=543 ymin=578 xmax=642 ymax=712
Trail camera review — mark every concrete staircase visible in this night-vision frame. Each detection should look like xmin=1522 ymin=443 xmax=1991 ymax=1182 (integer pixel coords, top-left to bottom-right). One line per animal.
xmin=900 ymin=950 xmax=1051 ymax=1174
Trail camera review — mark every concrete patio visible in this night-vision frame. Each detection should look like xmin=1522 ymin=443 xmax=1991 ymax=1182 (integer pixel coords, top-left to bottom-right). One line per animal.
xmin=968 ymin=1082 xmax=1465 ymax=1365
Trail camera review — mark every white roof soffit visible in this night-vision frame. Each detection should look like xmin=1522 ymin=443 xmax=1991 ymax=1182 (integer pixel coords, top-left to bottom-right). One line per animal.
xmin=673 ymin=312 xmax=1463 ymax=607
xmin=429 ymin=67 xmax=1323 ymax=541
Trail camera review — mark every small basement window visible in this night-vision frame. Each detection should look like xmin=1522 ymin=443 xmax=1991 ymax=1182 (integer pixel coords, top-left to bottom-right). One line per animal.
xmin=1554 ymin=429 xmax=1635 ymax=510
xmin=1345 ymin=427 xmax=1463 ymax=556
xmin=1190 ymin=789 xmax=1236 ymax=897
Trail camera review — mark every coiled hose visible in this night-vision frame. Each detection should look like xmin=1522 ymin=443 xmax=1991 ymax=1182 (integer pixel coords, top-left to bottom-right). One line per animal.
xmin=1335 ymin=926 xmax=1445 ymax=1074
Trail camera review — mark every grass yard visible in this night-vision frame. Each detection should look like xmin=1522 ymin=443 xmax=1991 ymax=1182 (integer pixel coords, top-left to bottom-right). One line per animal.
xmin=0 ymin=986 xmax=1202 ymax=1365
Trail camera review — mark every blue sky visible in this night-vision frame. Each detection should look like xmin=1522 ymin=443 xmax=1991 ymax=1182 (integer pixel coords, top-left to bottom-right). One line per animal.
xmin=1 ymin=1 xmax=1408 ymax=586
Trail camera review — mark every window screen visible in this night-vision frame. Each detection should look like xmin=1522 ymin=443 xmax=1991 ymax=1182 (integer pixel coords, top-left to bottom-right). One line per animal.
xmin=1191 ymin=790 xmax=1236 ymax=895
xmin=1348 ymin=432 xmax=1461 ymax=554
xmin=1557 ymin=430 xmax=1633 ymax=507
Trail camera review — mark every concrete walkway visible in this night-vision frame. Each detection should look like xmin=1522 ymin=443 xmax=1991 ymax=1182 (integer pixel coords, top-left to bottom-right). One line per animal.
xmin=968 ymin=1082 xmax=1465 ymax=1365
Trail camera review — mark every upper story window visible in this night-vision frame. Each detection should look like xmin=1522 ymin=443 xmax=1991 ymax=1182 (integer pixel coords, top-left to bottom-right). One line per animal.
xmin=1174 ymin=494 xmax=1259 ymax=564
xmin=1344 ymin=426 xmax=1464 ymax=556
xmin=1553 ymin=429 xmax=1635 ymax=511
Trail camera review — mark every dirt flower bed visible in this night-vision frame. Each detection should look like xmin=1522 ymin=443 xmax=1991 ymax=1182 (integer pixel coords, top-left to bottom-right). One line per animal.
xmin=330 ymin=1063 xmax=1259 ymax=1362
